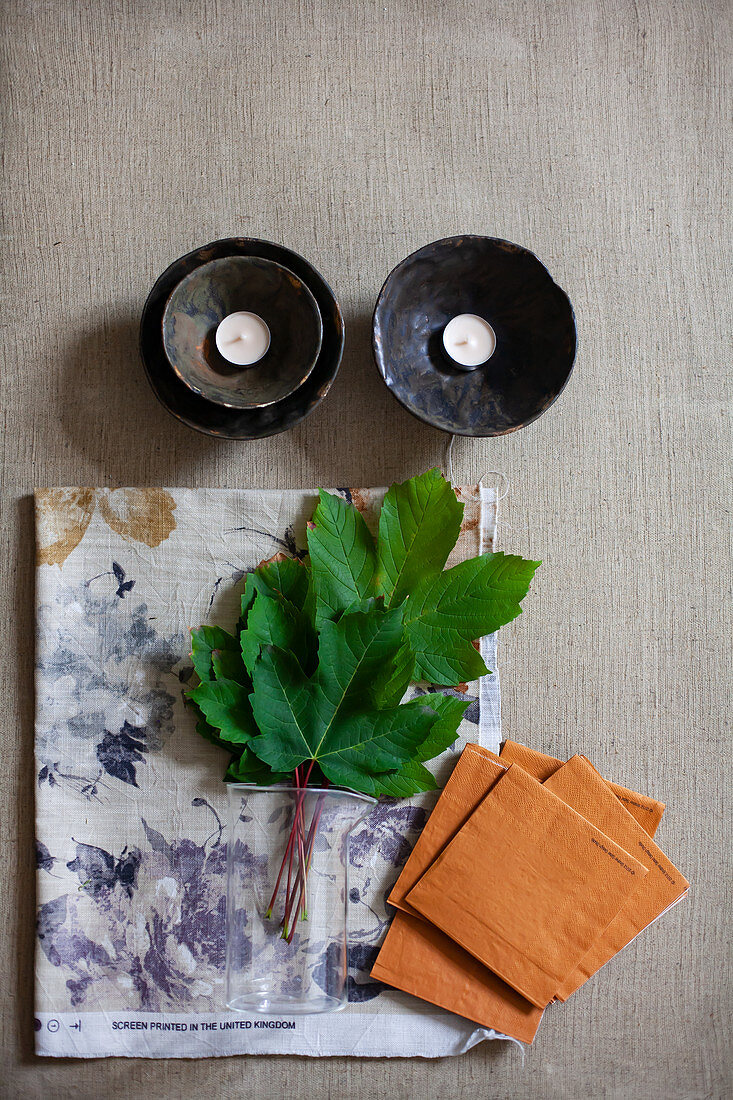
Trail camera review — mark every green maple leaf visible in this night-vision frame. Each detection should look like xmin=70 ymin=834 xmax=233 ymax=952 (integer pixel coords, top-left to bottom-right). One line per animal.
xmin=191 ymin=558 xmax=315 ymax=760
xmin=254 ymin=556 xmax=310 ymax=610
xmin=371 ymin=641 xmax=415 ymax=707
xmin=190 ymin=625 xmax=241 ymax=682
xmin=409 ymin=693 xmax=471 ymax=760
xmin=211 ymin=647 xmax=247 ymax=683
xmin=250 ymin=604 xmax=405 ymax=765
xmin=239 ymin=574 xmax=260 ymax=631
xmin=405 ymin=623 xmax=488 ymax=685
xmin=188 ymin=678 xmax=258 ymax=744
xmin=370 ymin=693 xmax=469 ymax=795
xmin=189 ymin=708 xmax=240 ymax=752
xmin=238 ymin=556 xmax=310 ymax=630
xmin=225 ymin=744 xmax=288 ymax=785
xmin=312 ymin=602 xmax=406 ymax=720
xmin=370 ymin=761 xmax=437 ymax=797
xmin=249 ymin=605 xmax=442 ymax=793
xmin=405 ymin=552 xmax=541 ymax=684
xmin=248 ymin=646 xmax=313 ymax=768
xmin=343 ymin=692 xmax=469 ymax=795
xmin=307 ymin=490 xmax=378 ymax=627
xmin=311 ymin=703 xmax=438 ymax=792
xmin=189 ymin=468 xmax=540 ymax=792
xmin=375 ymin=468 xmax=464 ymax=607
xmin=240 ymin=590 xmax=315 ymax=675
xmin=324 ymin=595 xmax=415 ymax=707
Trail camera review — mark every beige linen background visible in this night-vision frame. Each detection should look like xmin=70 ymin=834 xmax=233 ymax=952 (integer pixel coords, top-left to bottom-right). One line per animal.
xmin=1 ymin=1 xmax=730 ymax=1097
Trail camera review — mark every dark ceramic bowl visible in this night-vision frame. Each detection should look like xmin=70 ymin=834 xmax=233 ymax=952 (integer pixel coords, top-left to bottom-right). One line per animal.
xmin=161 ymin=255 xmax=323 ymax=409
xmin=140 ymin=239 xmax=344 ymax=439
xmin=373 ymin=236 xmax=576 ymax=436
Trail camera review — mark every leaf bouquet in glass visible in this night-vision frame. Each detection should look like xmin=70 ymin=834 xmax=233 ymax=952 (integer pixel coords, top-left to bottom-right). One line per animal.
xmin=188 ymin=469 xmax=539 ymax=941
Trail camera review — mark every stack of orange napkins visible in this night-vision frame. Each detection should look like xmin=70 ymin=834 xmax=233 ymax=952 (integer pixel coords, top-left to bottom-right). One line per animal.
xmin=371 ymin=741 xmax=689 ymax=1044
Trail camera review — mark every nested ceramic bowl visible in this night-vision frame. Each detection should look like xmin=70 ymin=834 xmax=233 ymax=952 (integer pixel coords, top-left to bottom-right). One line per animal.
xmin=161 ymin=255 xmax=323 ymax=409
xmin=140 ymin=239 xmax=344 ymax=440
xmin=373 ymin=236 xmax=576 ymax=436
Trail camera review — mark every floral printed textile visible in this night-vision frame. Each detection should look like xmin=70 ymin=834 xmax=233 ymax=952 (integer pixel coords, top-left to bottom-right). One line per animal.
xmin=34 ymin=485 xmax=501 ymax=1058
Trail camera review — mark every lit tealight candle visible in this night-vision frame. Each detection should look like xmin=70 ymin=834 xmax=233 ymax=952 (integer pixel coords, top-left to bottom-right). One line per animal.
xmin=215 ymin=311 xmax=271 ymax=366
xmin=442 ymin=314 xmax=496 ymax=370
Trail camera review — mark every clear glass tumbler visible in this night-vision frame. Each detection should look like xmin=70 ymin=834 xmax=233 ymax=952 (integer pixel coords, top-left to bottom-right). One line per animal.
xmin=226 ymin=784 xmax=376 ymax=1014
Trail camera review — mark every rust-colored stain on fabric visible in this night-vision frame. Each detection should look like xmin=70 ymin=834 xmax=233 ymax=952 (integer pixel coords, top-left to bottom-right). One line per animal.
xmin=35 ymin=489 xmax=96 ymax=566
xmin=35 ymin=488 xmax=177 ymax=565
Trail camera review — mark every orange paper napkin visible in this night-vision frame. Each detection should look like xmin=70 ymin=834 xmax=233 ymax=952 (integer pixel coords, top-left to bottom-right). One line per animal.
xmin=388 ymin=743 xmax=507 ymax=917
xmin=500 ymin=739 xmax=665 ymax=837
xmin=373 ymin=740 xmax=684 ymax=1043
xmin=543 ymin=754 xmax=689 ymax=998
xmin=406 ymin=763 xmax=649 ymax=1008
xmin=371 ymin=910 xmax=545 ymax=1044
xmin=375 ymin=744 xmax=544 ymax=1043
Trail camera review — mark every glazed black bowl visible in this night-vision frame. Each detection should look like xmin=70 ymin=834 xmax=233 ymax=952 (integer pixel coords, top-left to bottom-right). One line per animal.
xmin=140 ymin=239 xmax=344 ymax=440
xmin=373 ymin=236 xmax=576 ymax=435
xmin=161 ymin=255 xmax=323 ymax=409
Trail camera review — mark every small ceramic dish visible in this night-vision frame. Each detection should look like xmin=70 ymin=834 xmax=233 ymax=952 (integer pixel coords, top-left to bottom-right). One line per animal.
xmin=373 ymin=235 xmax=576 ymax=436
xmin=161 ymin=255 xmax=323 ymax=409
xmin=140 ymin=239 xmax=343 ymax=439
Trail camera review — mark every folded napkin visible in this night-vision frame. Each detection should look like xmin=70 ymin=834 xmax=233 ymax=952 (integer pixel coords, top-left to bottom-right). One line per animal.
xmin=499 ymin=740 xmax=666 ymax=837
xmin=543 ymin=754 xmax=689 ymax=999
xmin=406 ymin=763 xmax=648 ymax=1007
xmin=374 ymin=739 xmax=686 ymax=1042
xmin=370 ymin=911 xmax=544 ymax=1044
xmin=373 ymin=744 xmax=544 ymax=1042
xmin=388 ymin=743 xmax=507 ymax=916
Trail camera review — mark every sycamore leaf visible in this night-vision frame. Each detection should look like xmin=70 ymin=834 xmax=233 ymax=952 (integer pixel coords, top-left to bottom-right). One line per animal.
xmin=369 ymin=760 xmax=438 ymax=797
xmin=307 ymin=490 xmax=378 ymax=627
xmin=302 ymin=569 xmax=317 ymax=629
xmin=311 ymin=604 xmax=406 ymax=724
xmin=375 ymin=468 xmax=463 ymax=607
xmin=188 ymin=678 xmax=257 ymax=744
xmin=239 ymin=574 xmax=259 ymax=633
xmin=225 ymin=744 xmax=288 ymax=785
xmin=248 ymin=607 xmax=413 ymax=787
xmin=191 ymin=471 xmax=540 ymax=792
xmin=191 ymin=625 xmax=241 ymax=682
xmin=239 ymin=571 xmax=281 ymax=632
xmin=406 ymin=624 xmax=489 ymax=685
xmin=211 ymin=647 xmax=247 ymax=683
xmin=254 ymin=556 xmax=310 ymax=610
xmin=405 ymin=552 xmax=540 ymax=685
xmin=314 ymin=702 xmax=437 ymax=793
xmin=240 ymin=590 xmax=314 ymax=676
xmin=371 ymin=641 xmax=415 ymax=708
xmin=408 ymin=552 xmax=541 ymax=637
xmin=250 ymin=605 xmax=406 ymax=771
xmin=249 ymin=647 xmax=313 ymax=770
xmin=238 ymin=552 xmax=310 ymax=634
xmin=411 ymin=693 xmax=470 ymax=761
xmin=189 ymin=703 xmax=242 ymax=752
xmin=348 ymin=695 xmax=467 ymax=796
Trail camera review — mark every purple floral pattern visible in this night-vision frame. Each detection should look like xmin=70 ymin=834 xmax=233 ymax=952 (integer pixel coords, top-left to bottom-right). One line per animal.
xmin=34 ymin=486 xmax=494 ymax=1021
xmin=37 ymin=811 xmax=228 ymax=1011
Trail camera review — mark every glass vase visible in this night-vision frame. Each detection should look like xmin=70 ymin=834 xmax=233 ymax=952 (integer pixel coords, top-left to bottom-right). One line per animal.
xmin=226 ymin=784 xmax=376 ymax=1015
